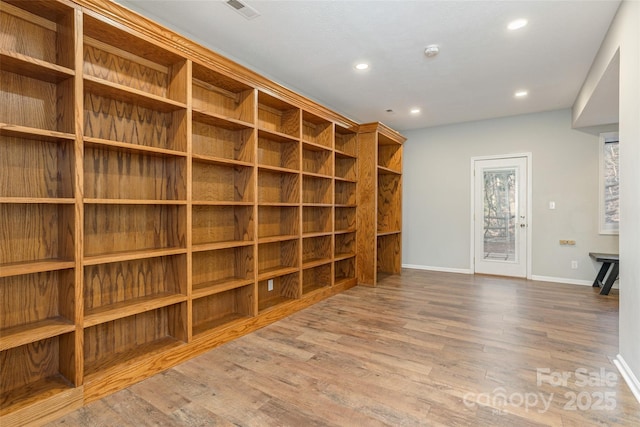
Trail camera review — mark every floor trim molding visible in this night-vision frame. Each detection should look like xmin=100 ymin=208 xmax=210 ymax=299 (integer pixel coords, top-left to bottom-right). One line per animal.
xmin=613 ymin=354 xmax=640 ymax=404
xmin=402 ymin=264 xmax=472 ymax=275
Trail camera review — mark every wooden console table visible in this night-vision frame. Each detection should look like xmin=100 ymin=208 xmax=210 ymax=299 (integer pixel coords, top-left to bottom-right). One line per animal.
xmin=589 ymin=252 xmax=619 ymax=295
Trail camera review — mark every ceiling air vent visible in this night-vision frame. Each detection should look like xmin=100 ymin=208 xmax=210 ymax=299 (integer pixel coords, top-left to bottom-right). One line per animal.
xmin=226 ymin=0 xmax=260 ymax=20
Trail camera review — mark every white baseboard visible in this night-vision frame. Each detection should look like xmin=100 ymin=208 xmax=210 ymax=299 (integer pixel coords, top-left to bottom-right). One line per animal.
xmin=530 ymin=275 xmax=593 ymax=286
xmin=531 ymin=274 xmax=619 ymax=289
xmin=402 ymin=264 xmax=472 ymax=275
xmin=613 ymin=354 xmax=640 ymax=405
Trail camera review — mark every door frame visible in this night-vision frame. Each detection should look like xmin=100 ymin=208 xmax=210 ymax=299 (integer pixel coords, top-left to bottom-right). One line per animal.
xmin=470 ymin=153 xmax=532 ymax=279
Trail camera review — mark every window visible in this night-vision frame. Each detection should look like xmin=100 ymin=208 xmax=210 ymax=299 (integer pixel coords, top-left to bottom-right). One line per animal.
xmin=599 ymin=132 xmax=619 ymax=234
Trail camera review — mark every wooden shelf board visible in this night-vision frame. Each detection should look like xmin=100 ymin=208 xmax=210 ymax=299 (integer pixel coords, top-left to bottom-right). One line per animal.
xmin=302 ymin=203 xmax=333 ymax=207
xmin=257 ymin=164 xmax=299 ymax=174
xmin=302 ymin=231 xmax=332 ymax=238
xmin=258 ymin=295 xmax=295 ymax=313
xmin=334 ymin=176 xmax=357 ymax=183
xmin=83 ymin=248 xmax=187 ymax=266
xmin=334 ymin=252 xmax=356 ymax=262
xmin=0 ymin=317 xmax=75 ymax=352
xmin=0 ymin=197 xmax=75 ymax=204
xmin=257 ymin=202 xmax=299 ymax=207
xmin=192 ymin=313 xmax=250 ymax=338
xmin=302 ymin=282 xmax=329 ymax=295
xmin=257 ymin=235 xmax=299 ymax=244
xmin=257 ymin=266 xmax=299 ymax=281
xmin=334 ymin=203 xmax=357 ymax=208
xmin=334 ymin=276 xmax=357 ymax=288
xmin=0 ymin=123 xmax=75 ymax=142
xmin=0 ymin=374 xmax=76 ymax=417
xmin=192 ymin=200 xmax=254 ymax=206
xmin=257 ymin=128 xmax=299 ymax=143
xmin=302 ymin=171 xmax=332 ymax=179
xmin=377 ymin=165 xmax=402 ymax=175
xmin=192 ymin=240 xmax=254 ymax=252
xmin=83 ymin=336 xmax=184 ymax=380
xmin=84 ymin=76 xmax=187 ymax=112
xmin=0 ymin=49 xmax=75 ymax=83
xmin=0 ymin=259 xmax=75 ymax=278
xmin=83 ymin=198 xmax=187 ymax=205
xmin=302 ymin=257 xmax=332 ymax=269
xmin=302 ymin=141 xmax=332 ymax=152
xmin=83 ymin=136 xmax=187 ymax=157
xmin=334 ymin=228 xmax=357 ymax=235
xmin=192 ymin=277 xmax=254 ymax=299
xmin=192 ymin=109 xmax=254 ymax=130
xmin=334 ymin=149 xmax=357 ymax=159
xmin=192 ymin=153 xmax=254 ymax=168
xmin=83 ymin=293 xmax=187 ymax=328
xmin=377 ymin=230 xmax=402 ymax=237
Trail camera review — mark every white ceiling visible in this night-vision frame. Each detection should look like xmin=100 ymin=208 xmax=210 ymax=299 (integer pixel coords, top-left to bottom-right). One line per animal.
xmin=115 ymin=0 xmax=620 ymax=131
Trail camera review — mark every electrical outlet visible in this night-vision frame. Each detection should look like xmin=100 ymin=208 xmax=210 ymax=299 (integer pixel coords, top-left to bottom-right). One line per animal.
xmin=267 ymin=279 xmax=274 ymax=291
xmin=571 ymin=260 xmax=578 ymax=269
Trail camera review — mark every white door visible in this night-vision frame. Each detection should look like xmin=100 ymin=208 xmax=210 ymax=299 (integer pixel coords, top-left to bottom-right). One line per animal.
xmin=473 ymin=156 xmax=528 ymax=277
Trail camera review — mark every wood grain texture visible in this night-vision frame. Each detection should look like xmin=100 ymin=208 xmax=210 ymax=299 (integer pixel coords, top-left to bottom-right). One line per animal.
xmin=83 ymin=204 xmax=186 ymax=257
xmin=192 ymin=285 xmax=254 ymax=336
xmin=258 ymin=240 xmax=299 ymax=276
xmin=47 ymin=270 xmax=639 ymax=427
xmin=377 ymin=173 xmax=401 ymax=233
xmin=257 ymin=133 xmax=299 ymax=170
xmin=192 ymin=246 xmax=254 ymax=297
xmin=192 ymin=118 xmax=254 ymax=163
xmin=257 ymin=170 xmax=299 ymax=204
xmin=334 ymin=231 xmax=356 ymax=258
xmin=335 ymin=126 xmax=357 ymax=156
xmin=335 ymin=180 xmax=356 ymax=205
xmin=302 ymin=263 xmax=332 ymax=294
xmin=356 ymin=131 xmax=377 ymax=286
xmin=301 ymin=113 xmax=332 ymax=148
xmin=335 ymin=206 xmax=356 ymax=232
xmin=192 ymin=205 xmax=254 ymax=246
xmin=334 ymin=256 xmax=356 ymax=284
xmin=0 ymin=204 xmax=74 ymax=265
xmin=83 ymin=92 xmax=186 ymax=151
xmin=376 ymin=233 xmax=402 ymax=275
xmin=302 ymin=206 xmax=332 ymax=234
xmin=302 ymin=235 xmax=332 ymax=265
xmin=0 ymin=135 xmax=75 ymax=198
xmin=302 ymin=175 xmax=332 ymax=204
xmin=84 ymin=145 xmax=186 ymax=200
xmin=191 ymin=63 xmax=254 ymax=126
xmin=83 ymin=254 xmax=186 ymax=315
xmin=192 ymin=162 xmax=253 ymax=203
xmin=335 ymin=155 xmax=357 ymax=181
xmin=258 ymin=206 xmax=299 ymax=239
xmin=257 ymin=93 xmax=300 ymax=138
xmin=302 ymin=144 xmax=332 ymax=176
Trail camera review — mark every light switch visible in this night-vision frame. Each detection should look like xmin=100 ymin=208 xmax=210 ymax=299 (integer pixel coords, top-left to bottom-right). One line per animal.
xmin=549 ymin=201 xmax=556 ymax=210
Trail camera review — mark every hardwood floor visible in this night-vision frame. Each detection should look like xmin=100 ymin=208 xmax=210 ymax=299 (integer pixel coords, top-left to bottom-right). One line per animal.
xmin=47 ymin=270 xmax=639 ymax=426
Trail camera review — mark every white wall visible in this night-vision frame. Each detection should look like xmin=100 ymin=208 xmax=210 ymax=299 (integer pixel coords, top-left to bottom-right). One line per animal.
xmin=402 ymin=108 xmax=618 ymax=282
xmin=574 ymin=0 xmax=640 ymax=399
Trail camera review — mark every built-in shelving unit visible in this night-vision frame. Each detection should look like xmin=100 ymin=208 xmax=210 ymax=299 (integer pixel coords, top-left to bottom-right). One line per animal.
xmin=0 ymin=0 xmax=403 ymax=425
xmin=357 ymin=123 xmax=405 ymax=286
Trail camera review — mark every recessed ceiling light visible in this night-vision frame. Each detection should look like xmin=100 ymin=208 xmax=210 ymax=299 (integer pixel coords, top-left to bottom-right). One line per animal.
xmin=515 ymin=90 xmax=529 ymax=98
xmin=355 ymin=63 xmax=369 ymax=70
xmin=410 ymin=108 xmax=421 ymax=114
xmin=507 ymin=18 xmax=528 ymax=31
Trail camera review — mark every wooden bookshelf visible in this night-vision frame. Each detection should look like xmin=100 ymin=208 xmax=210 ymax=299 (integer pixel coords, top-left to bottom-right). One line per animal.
xmin=0 ymin=0 xmax=403 ymax=424
xmin=357 ymin=123 xmax=405 ymax=286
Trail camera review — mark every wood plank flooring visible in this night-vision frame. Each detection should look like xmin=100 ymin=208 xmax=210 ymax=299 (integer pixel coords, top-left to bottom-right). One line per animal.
xmin=47 ymin=270 xmax=639 ymax=426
